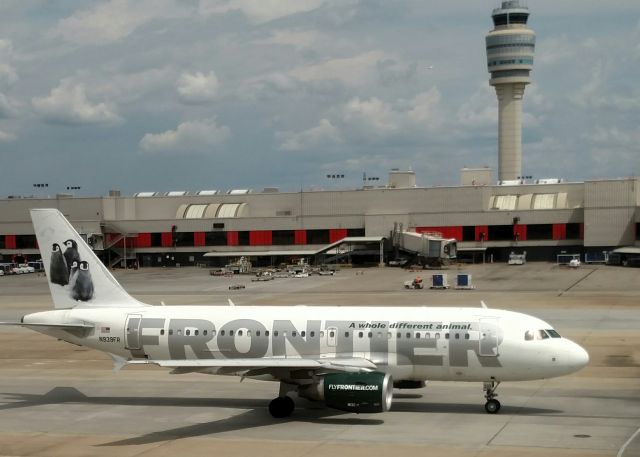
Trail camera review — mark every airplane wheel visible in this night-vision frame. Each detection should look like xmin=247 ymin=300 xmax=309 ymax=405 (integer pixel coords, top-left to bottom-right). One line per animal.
xmin=484 ymin=399 xmax=501 ymax=414
xmin=269 ymin=396 xmax=295 ymax=418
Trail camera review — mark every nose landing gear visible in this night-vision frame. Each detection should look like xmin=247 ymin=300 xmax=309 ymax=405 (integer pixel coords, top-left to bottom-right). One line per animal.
xmin=483 ymin=380 xmax=501 ymax=414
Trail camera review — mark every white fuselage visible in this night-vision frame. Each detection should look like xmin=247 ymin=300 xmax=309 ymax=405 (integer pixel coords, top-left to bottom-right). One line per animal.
xmin=24 ymin=305 xmax=589 ymax=382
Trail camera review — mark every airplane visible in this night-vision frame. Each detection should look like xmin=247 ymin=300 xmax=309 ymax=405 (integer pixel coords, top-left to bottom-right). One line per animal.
xmin=0 ymin=209 xmax=589 ymax=418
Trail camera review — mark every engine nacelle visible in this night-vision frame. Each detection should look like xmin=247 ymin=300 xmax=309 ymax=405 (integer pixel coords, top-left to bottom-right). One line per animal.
xmin=298 ymin=372 xmax=393 ymax=413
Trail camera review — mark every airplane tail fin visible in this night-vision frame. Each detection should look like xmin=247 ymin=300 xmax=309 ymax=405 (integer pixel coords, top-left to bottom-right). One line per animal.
xmin=31 ymin=209 xmax=148 ymax=309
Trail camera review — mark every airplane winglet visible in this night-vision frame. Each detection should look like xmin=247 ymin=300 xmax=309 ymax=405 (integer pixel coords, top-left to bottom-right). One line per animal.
xmin=481 ymin=301 xmax=488 ymax=309
xmin=228 ymin=299 xmax=235 ymax=307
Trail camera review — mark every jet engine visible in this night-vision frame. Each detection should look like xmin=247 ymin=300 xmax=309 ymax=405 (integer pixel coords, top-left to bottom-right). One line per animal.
xmin=298 ymin=372 xmax=393 ymax=413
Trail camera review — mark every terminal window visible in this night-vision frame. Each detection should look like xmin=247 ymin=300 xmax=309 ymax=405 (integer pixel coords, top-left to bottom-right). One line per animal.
xmin=16 ymin=235 xmax=37 ymax=249
xmin=527 ymin=224 xmax=553 ymax=240
xmin=566 ymin=223 xmax=581 ymax=240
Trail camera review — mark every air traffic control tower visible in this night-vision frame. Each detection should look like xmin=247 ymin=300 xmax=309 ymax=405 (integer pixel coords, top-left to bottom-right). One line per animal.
xmin=486 ymin=1 xmax=535 ymax=182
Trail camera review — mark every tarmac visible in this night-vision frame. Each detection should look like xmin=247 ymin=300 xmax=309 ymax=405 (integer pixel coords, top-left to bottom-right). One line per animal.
xmin=0 ymin=262 xmax=638 ymax=457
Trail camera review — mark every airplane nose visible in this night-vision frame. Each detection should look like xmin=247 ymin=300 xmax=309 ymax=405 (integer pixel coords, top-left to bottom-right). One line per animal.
xmin=565 ymin=341 xmax=590 ymax=371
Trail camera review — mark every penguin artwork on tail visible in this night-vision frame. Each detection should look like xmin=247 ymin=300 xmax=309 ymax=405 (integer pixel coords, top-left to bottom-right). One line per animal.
xmin=68 ymin=260 xmax=80 ymax=292
xmin=63 ymin=239 xmax=80 ymax=276
xmin=49 ymin=243 xmax=68 ymax=286
xmin=71 ymin=261 xmax=94 ymax=302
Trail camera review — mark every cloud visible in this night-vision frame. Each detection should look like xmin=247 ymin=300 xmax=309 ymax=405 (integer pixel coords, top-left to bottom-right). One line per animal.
xmin=0 ymin=93 xmax=18 ymax=118
xmin=571 ymin=61 xmax=640 ymax=112
xmin=342 ymin=96 xmax=400 ymax=136
xmin=256 ymin=29 xmax=324 ymax=50
xmin=139 ymin=118 xmax=230 ymax=153
xmin=278 ymin=118 xmax=342 ymax=151
xmin=0 ymin=129 xmax=16 ymax=142
xmin=54 ymin=0 xmax=185 ymax=45
xmin=376 ymin=58 xmax=417 ymax=85
xmin=289 ymin=51 xmax=386 ymax=86
xmin=92 ymin=67 xmax=174 ymax=105
xmin=0 ymin=39 xmax=17 ymax=87
xmin=339 ymin=88 xmax=444 ymax=140
xmin=457 ymin=84 xmax=497 ymax=129
xmin=32 ymin=79 xmax=122 ymax=125
xmin=176 ymin=71 xmax=219 ymax=103
xmin=199 ymin=0 xmax=325 ymax=24
xmin=240 ymin=72 xmax=300 ymax=100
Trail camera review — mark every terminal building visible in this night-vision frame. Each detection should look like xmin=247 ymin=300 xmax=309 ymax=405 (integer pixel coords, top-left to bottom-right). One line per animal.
xmin=1 ymin=171 xmax=638 ymax=267
xmin=1 ymin=1 xmax=638 ymax=267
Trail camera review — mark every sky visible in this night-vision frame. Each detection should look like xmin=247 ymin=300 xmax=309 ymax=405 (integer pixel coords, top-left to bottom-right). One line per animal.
xmin=0 ymin=0 xmax=639 ymax=197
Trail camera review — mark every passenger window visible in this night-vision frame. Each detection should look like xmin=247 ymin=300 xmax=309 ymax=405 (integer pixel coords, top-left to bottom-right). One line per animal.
xmin=185 ymin=329 xmax=190 ymax=336
xmin=435 ymin=333 xmax=440 ymax=339
xmin=292 ymin=331 xmax=296 ymax=337
xmin=406 ymin=332 xmax=411 ymax=339
xmin=194 ymin=330 xmax=199 ymax=336
xmin=464 ymin=333 xmax=469 ymax=340
xmin=397 ymin=332 xmax=401 ymax=338
xmin=256 ymin=330 xmax=261 ymax=336
xmin=160 ymin=329 xmax=165 ymax=336
xmin=344 ymin=332 xmax=349 ymax=337
xmin=425 ymin=332 xmax=430 ymax=339
xmin=368 ymin=332 xmax=372 ymax=338
xmin=455 ymin=333 xmax=460 ymax=339
xmin=274 ymin=331 xmax=278 ymax=337
xmin=445 ymin=333 xmax=449 ymax=339
xmin=265 ymin=330 xmax=270 ymax=337
xmin=237 ymin=330 xmax=243 ymax=336
xmin=416 ymin=332 xmax=421 ymax=339
xmin=358 ymin=332 xmax=363 ymax=338
xmin=229 ymin=330 xmax=234 ymax=336
xmin=310 ymin=331 xmax=314 ymax=337
xmin=301 ymin=331 xmax=306 ymax=337
xmin=329 ymin=331 xmax=335 ymax=338
xmin=203 ymin=330 xmax=207 ymax=336
xmin=387 ymin=332 xmax=392 ymax=339
xmin=220 ymin=330 xmax=225 ymax=336
xmin=169 ymin=329 xmax=173 ymax=335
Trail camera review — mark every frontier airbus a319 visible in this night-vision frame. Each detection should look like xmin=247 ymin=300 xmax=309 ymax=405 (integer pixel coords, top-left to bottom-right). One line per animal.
xmin=2 ymin=209 xmax=589 ymax=417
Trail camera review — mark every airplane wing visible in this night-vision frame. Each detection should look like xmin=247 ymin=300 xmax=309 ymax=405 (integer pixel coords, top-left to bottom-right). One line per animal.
xmin=129 ymin=357 xmax=378 ymax=377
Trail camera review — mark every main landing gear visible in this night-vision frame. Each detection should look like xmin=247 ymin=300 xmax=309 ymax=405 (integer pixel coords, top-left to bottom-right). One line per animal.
xmin=483 ymin=380 xmax=501 ymax=414
xmin=269 ymin=382 xmax=296 ymax=418
xmin=268 ymin=395 xmax=295 ymax=418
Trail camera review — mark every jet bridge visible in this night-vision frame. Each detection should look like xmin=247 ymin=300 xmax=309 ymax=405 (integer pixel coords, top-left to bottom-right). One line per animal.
xmin=390 ymin=224 xmax=457 ymax=267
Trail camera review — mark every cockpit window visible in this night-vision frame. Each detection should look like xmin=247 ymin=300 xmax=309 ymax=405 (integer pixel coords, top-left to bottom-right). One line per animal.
xmin=525 ymin=329 xmax=554 ymax=341
xmin=546 ymin=329 xmax=561 ymax=338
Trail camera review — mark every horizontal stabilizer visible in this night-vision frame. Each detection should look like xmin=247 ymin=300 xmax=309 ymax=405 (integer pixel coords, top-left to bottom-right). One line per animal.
xmin=0 ymin=322 xmax=94 ymax=329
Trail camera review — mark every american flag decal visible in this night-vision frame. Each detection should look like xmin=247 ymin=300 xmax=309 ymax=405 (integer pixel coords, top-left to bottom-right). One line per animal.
xmin=100 ymin=326 xmax=110 ymax=334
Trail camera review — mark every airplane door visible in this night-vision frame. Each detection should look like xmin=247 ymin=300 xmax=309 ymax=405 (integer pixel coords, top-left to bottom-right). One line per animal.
xmin=327 ymin=327 xmax=337 ymax=347
xmin=479 ymin=318 xmax=499 ymax=356
xmin=125 ymin=314 xmax=142 ymax=350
